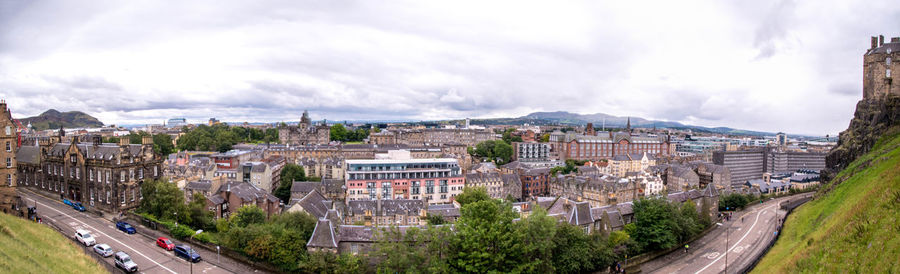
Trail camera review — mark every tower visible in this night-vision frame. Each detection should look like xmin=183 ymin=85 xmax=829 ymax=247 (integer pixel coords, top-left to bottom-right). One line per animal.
xmin=585 ymin=123 xmax=595 ymax=136
xmin=626 ymin=117 xmax=631 ymax=132
xmin=300 ymin=110 xmax=311 ymax=128
xmin=0 ymin=99 xmax=20 ymax=215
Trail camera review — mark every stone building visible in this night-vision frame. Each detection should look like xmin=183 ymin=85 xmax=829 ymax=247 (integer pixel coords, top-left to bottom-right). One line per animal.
xmin=207 ymin=180 xmax=281 ymax=219
xmin=17 ymin=134 xmax=163 ymax=213
xmin=464 ymin=171 xmax=523 ymax=200
xmin=864 ymin=35 xmax=900 ymax=99
xmin=278 ymin=110 xmax=330 ymax=145
xmin=0 ymin=100 xmax=19 ymax=215
xmin=550 ymin=130 xmax=670 ymax=161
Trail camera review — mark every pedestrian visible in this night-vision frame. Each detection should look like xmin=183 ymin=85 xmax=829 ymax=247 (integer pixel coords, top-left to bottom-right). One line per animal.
xmin=685 ymin=244 xmax=689 ymax=253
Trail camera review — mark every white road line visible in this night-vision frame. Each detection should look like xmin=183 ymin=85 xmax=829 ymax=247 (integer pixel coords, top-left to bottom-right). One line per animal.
xmin=29 ymin=197 xmax=178 ymax=274
xmin=695 ymin=204 xmax=777 ymax=274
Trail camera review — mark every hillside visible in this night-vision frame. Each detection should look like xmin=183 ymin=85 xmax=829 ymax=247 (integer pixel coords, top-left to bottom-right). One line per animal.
xmin=0 ymin=212 xmax=107 ymax=273
xmin=18 ymin=109 xmax=104 ymax=130
xmin=752 ymin=127 xmax=900 ymax=272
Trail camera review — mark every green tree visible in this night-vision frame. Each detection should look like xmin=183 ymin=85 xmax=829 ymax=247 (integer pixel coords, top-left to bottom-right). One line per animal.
xmin=139 ymin=179 xmax=190 ymax=224
xmin=514 ymin=206 xmax=557 ymax=273
xmin=274 ymin=164 xmax=306 ymax=203
xmin=540 ymin=133 xmax=550 ymax=143
xmin=232 ymin=205 xmax=266 ymax=228
xmin=330 ymin=124 xmax=349 ymax=141
xmin=449 ymin=198 xmax=520 ymax=272
xmin=426 ymin=213 xmax=446 ymax=225
xmin=630 ymin=198 xmax=679 ymax=251
xmin=153 ymin=134 xmax=175 ymax=155
xmin=455 ymin=186 xmax=491 ymax=206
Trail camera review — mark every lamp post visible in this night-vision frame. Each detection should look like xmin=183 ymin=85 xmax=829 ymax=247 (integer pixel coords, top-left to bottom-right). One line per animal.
xmin=174 ymin=212 xmax=178 ymax=229
xmin=189 ymin=230 xmax=203 ymax=274
xmin=716 ymin=222 xmax=729 ymax=273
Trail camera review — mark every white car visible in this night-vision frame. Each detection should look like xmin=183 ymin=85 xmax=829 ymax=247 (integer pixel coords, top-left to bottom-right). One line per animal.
xmin=93 ymin=244 xmax=113 ymax=257
xmin=114 ymin=251 xmax=139 ymax=273
xmin=75 ymin=229 xmax=96 ymax=246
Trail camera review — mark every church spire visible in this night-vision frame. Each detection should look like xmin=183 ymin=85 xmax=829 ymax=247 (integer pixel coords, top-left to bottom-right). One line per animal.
xmin=626 ymin=117 xmax=631 ymax=131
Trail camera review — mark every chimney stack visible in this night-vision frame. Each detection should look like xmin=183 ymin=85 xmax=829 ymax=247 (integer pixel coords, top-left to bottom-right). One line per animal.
xmin=872 ymin=36 xmax=879 ymax=49
xmin=880 ymin=35 xmax=885 ymax=46
xmin=119 ymin=137 xmax=130 ymax=146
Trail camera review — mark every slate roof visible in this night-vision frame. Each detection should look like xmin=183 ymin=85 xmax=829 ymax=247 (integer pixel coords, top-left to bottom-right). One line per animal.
xmin=15 ymin=146 xmax=41 ymax=164
xmin=380 ymin=200 xmax=424 ymax=216
xmin=427 ymin=204 xmax=461 ymax=217
xmin=568 ymin=201 xmax=593 ymax=226
xmin=607 ymin=210 xmax=624 ymax=229
xmin=307 ymin=219 xmax=338 ymax=248
xmin=616 ymin=202 xmax=634 ymax=216
xmin=297 ymin=190 xmax=329 ymax=218
xmin=185 ymin=181 xmax=212 ymax=192
xmin=290 ymin=181 xmax=319 ymax=194
xmin=217 ymin=181 xmax=280 ymax=203
xmin=208 ymin=195 xmax=225 ymax=205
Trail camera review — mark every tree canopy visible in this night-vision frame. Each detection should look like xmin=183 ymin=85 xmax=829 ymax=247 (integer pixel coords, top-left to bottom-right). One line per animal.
xmin=176 ymin=124 xmax=278 ymax=152
xmin=273 ymin=164 xmax=306 ymax=204
xmin=470 ymin=140 xmax=514 ymax=165
xmin=330 ymin=124 xmax=369 ymax=142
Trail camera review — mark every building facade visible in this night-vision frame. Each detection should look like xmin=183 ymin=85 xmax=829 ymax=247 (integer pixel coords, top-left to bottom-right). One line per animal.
xmin=17 ymin=135 xmax=164 ymax=213
xmin=513 ymin=142 xmax=551 ymax=162
xmin=551 ymin=131 xmax=670 ymax=161
xmin=345 ymin=155 xmax=465 ymax=205
xmin=0 ymin=100 xmax=18 ymax=215
xmin=278 ymin=110 xmax=331 ymax=145
xmin=864 ymin=35 xmax=900 ymax=99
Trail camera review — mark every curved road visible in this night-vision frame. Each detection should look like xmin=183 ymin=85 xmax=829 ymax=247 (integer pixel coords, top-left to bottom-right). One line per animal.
xmin=641 ymin=194 xmax=810 ymax=274
xmin=20 ymin=188 xmax=255 ymax=274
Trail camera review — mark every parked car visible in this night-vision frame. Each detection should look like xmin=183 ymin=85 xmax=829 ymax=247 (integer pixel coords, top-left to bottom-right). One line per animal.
xmin=114 ymin=251 xmax=139 ymax=273
xmin=74 ymin=229 xmax=95 ymax=246
xmin=93 ymin=244 xmax=114 ymax=257
xmin=174 ymin=244 xmax=201 ymax=263
xmin=62 ymin=199 xmax=73 ymax=206
xmin=156 ymin=237 xmax=174 ymax=251
xmin=116 ymin=221 xmax=136 ymax=234
xmin=72 ymin=202 xmax=86 ymax=212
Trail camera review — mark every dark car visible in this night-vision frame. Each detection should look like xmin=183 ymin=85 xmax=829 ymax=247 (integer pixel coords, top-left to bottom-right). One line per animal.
xmin=72 ymin=202 xmax=86 ymax=212
xmin=63 ymin=199 xmax=73 ymax=206
xmin=174 ymin=244 xmax=201 ymax=263
xmin=116 ymin=221 xmax=136 ymax=234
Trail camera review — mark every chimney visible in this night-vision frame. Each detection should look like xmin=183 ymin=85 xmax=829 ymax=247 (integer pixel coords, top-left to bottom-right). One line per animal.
xmin=93 ymin=135 xmax=102 ymax=146
xmin=880 ymin=35 xmax=885 ymax=46
xmin=872 ymin=36 xmax=879 ymax=49
xmin=892 ymin=37 xmax=900 ymax=43
xmin=119 ymin=137 xmax=130 ymax=146
xmin=142 ymin=135 xmax=153 ymax=145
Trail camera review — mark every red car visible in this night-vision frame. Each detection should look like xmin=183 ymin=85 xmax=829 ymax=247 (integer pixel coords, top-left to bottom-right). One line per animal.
xmin=156 ymin=237 xmax=174 ymax=251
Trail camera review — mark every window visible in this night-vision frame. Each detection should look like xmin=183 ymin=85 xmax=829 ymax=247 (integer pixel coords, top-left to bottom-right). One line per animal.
xmin=89 ymin=169 xmax=94 ymax=181
xmin=6 ymin=174 xmax=10 ymax=186
xmin=4 ymin=126 xmax=9 ymax=135
xmin=122 ymin=192 xmax=126 ymax=204
xmin=4 ymin=141 xmax=9 ymax=152
xmin=5 ymin=158 xmax=9 ymax=168
xmin=131 ymin=189 xmax=135 ymax=201
xmin=139 ymin=169 xmax=143 ymax=179
xmin=439 ymin=180 xmax=448 ymax=193
xmin=426 ymin=180 xmax=434 ymax=194
xmin=106 ymin=171 xmax=110 ymax=183
xmin=106 ymin=191 xmax=111 ymax=204
xmin=121 ymin=171 xmax=126 ymax=182
xmin=154 ymin=166 xmax=158 ymax=177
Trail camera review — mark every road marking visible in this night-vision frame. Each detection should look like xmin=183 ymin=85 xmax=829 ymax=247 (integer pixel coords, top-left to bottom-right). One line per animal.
xmin=28 ymin=197 xmax=178 ymax=274
xmin=695 ymin=204 xmax=777 ymax=274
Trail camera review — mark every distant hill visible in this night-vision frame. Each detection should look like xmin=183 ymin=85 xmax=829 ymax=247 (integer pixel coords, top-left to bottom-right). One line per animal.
xmin=0 ymin=212 xmax=107 ymax=273
xmin=18 ymin=109 xmax=103 ymax=130
xmin=458 ymin=111 xmax=776 ymax=137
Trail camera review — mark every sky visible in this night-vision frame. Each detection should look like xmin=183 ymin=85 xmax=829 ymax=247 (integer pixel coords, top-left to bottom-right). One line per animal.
xmin=1 ymin=0 xmax=899 ymax=136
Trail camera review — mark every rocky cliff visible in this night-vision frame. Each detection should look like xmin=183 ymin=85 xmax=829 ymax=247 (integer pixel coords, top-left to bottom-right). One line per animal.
xmin=826 ymin=95 xmax=900 ymax=179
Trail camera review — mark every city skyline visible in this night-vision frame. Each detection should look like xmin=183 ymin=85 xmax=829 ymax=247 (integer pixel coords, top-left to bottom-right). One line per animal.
xmin=3 ymin=0 xmax=900 ymax=136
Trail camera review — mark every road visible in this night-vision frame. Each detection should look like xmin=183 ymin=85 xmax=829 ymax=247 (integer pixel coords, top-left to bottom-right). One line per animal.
xmin=20 ymin=188 xmax=233 ymax=274
xmin=641 ymin=194 xmax=810 ymax=274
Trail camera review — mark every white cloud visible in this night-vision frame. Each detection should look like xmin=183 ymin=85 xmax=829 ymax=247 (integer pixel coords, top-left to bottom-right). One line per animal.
xmin=1 ymin=0 xmax=898 ymax=135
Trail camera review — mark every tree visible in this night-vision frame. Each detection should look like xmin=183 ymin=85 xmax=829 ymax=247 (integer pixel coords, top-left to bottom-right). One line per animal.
xmin=274 ymin=164 xmax=306 ymax=203
xmin=330 ymin=124 xmax=349 ymax=141
xmin=139 ymin=179 xmax=190 ymax=224
xmin=153 ymin=134 xmax=174 ymax=155
xmin=514 ymin=206 xmax=557 ymax=273
xmin=232 ymin=205 xmax=266 ymax=228
xmin=630 ymin=198 xmax=679 ymax=251
xmin=455 ymin=187 xmax=491 ymax=206
xmin=449 ymin=198 xmax=520 ymax=272
xmin=540 ymin=133 xmax=550 ymax=143
xmin=427 ymin=213 xmax=446 ymax=225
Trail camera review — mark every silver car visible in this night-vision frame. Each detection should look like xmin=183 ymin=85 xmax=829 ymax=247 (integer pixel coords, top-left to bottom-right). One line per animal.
xmin=92 ymin=244 xmax=113 ymax=257
xmin=114 ymin=251 xmax=138 ymax=273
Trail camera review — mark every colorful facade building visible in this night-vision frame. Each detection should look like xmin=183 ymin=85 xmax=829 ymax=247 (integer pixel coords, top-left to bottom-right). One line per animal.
xmin=345 ymin=151 xmax=464 ymax=205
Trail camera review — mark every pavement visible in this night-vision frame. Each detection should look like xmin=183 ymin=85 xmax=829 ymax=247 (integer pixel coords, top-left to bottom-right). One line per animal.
xmin=19 ymin=188 xmax=269 ymax=274
xmin=640 ymin=194 xmax=809 ymax=274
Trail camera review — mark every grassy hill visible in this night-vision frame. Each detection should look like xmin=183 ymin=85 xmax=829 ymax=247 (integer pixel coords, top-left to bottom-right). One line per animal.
xmin=0 ymin=212 xmax=107 ymax=273
xmin=18 ymin=109 xmax=104 ymax=130
xmin=753 ymin=127 xmax=900 ymax=272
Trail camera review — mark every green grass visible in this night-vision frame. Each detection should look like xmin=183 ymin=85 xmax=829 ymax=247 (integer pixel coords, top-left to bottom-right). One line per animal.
xmin=753 ymin=128 xmax=900 ymax=273
xmin=0 ymin=212 xmax=107 ymax=273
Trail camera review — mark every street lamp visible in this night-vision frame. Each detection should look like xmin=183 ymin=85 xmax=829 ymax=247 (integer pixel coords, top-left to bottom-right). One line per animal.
xmin=716 ymin=222 xmax=729 ymax=273
xmin=189 ymin=230 xmax=203 ymax=274
xmin=174 ymin=212 xmax=177 ymax=229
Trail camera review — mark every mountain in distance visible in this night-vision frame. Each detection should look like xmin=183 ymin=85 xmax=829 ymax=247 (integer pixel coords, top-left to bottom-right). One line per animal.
xmin=465 ymin=111 xmax=779 ymax=137
xmin=18 ymin=109 xmax=104 ymax=130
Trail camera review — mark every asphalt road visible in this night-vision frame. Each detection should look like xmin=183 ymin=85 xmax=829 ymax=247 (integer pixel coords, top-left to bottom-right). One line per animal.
xmin=20 ymin=189 xmax=233 ymax=274
xmin=641 ymin=194 xmax=809 ymax=274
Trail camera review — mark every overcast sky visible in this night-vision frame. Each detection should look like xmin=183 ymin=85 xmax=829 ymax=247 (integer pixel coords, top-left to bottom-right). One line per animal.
xmin=1 ymin=0 xmax=898 ymax=135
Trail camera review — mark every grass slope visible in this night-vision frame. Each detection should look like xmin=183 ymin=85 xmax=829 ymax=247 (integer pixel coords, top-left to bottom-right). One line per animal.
xmin=753 ymin=128 xmax=900 ymax=273
xmin=0 ymin=212 xmax=107 ymax=273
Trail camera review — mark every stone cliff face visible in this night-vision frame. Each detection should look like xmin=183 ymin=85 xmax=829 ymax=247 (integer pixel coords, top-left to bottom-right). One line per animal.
xmin=826 ymin=95 xmax=900 ymax=176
